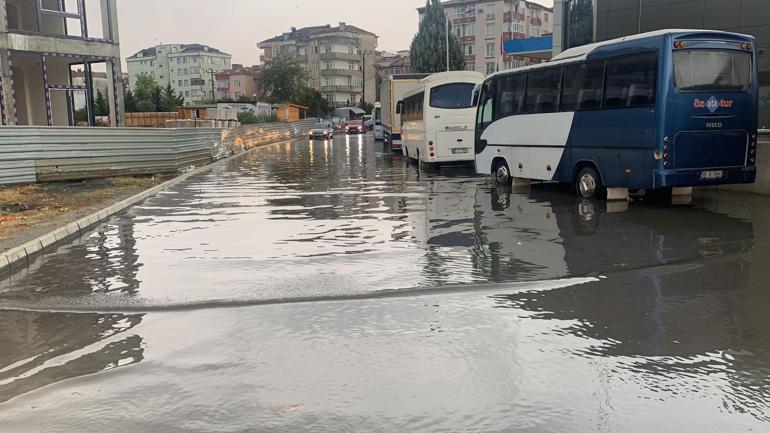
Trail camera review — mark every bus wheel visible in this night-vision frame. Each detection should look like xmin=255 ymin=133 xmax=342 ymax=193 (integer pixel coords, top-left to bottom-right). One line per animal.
xmin=576 ymin=166 xmax=605 ymax=199
xmin=493 ymin=160 xmax=512 ymax=186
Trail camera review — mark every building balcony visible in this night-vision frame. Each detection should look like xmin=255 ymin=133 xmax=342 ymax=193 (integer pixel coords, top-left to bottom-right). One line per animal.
xmin=320 ymin=68 xmax=363 ymax=77
xmin=319 ymin=52 xmax=361 ymax=62
xmin=319 ymin=85 xmax=362 ymax=93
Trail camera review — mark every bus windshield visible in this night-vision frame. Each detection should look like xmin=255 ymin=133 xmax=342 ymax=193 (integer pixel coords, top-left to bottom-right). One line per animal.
xmin=674 ymin=49 xmax=752 ymax=92
xmin=430 ymin=83 xmax=476 ymax=109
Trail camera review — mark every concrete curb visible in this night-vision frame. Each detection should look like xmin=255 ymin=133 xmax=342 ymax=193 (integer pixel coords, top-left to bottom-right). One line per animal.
xmin=0 ymin=136 xmax=290 ymax=279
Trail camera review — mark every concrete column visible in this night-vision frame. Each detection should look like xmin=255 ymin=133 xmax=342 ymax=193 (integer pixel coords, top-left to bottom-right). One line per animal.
xmin=102 ymin=0 xmax=124 ymax=126
xmin=0 ymin=52 xmax=13 ymax=125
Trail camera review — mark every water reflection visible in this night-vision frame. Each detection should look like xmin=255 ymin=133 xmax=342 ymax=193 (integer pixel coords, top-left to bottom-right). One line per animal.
xmin=0 ymin=136 xmax=764 ymax=309
xmin=0 ymin=310 xmax=143 ymax=404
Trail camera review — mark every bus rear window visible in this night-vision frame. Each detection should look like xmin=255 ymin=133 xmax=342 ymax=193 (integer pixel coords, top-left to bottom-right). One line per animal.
xmin=674 ymin=49 xmax=751 ymax=92
xmin=430 ymin=83 xmax=476 ymax=109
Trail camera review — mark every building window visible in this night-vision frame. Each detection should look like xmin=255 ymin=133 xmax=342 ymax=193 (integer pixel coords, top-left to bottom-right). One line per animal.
xmin=348 ymin=46 xmax=354 ymax=54
xmin=486 ymin=42 xmax=495 ymax=58
xmin=185 ymin=91 xmax=190 ymax=97
xmin=184 ymin=80 xmax=189 ymax=86
xmin=463 ymin=23 xmax=475 ymax=37
xmin=235 ymin=80 xmax=241 ymax=88
xmin=178 ymin=80 xmax=183 ymax=87
xmin=486 ymin=62 xmax=496 ymax=75
xmin=508 ymin=20 xmax=525 ymax=34
xmin=464 ymin=43 xmax=474 ymax=56
xmin=349 ymin=62 xmax=356 ymax=70
xmin=486 ymin=4 xmax=496 ymax=19
xmin=564 ymin=0 xmax=594 ymax=49
xmin=485 ymin=23 xmax=495 ymax=39
xmin=531 ymin=26 xmax=541 ymax=37
xmin=272 ymin=46 xmax=280 ymax=57
xmin=393 ymin=67 xmax=401 ymax=74
xmin=325 ymin=61 xmax=332 ymax=70
xmin=545 ymin=13 xmax=549 ymax=23
xmin=325 ymin=46 xmax=332 ymax=54
xmin=464 ymin=62 xmax=475 ymax=71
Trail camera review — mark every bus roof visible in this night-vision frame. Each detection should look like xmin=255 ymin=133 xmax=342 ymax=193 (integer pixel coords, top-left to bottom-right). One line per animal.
xmin=484 ymin=28 xmax=755 ymax=82
xmin=402 ymin=71 xmax=484 ymax=100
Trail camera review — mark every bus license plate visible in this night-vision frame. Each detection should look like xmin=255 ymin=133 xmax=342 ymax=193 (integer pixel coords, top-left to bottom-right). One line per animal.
xmin=700 ymin=170 xmax=724 ymax=180
xmin=452 ymin=148 xmax=469 ymax=154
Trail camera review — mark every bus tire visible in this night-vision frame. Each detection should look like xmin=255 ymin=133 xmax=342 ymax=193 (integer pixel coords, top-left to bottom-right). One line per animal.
xmin=575 ymin=166 xmax=606 ymax=199
xmin=493 ymin=159 xmax=512 ymax=186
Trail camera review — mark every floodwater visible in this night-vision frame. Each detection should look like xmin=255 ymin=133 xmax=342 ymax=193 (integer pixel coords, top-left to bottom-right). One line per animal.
xmin=0 ymin=134 xmax=768 ymax=432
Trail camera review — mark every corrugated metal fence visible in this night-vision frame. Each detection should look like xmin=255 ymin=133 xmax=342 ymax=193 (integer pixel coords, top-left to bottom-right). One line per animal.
xmin=0 ymin=119 xmax=317 ymax=185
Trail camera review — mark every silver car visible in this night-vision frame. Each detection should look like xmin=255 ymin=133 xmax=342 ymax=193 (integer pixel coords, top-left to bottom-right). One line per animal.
xmin=308 ymin=122 xmax=334 ymax=140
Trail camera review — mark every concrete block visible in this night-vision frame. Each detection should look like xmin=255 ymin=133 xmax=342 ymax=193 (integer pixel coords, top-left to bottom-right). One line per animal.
xmin=607 ymin=187 xmax=630 ymax=201
xmin=39 ymin=234 xmax=58 ymax=253
xmin=4 ymin=246 xmax=28 ymax=270
xmin=1 ymin=255 xmax=10 ymax=279
xmin=672 ymin=187 xmax=693 ymax=196
xmin=23 ymin=241 xmax=42 ymax=262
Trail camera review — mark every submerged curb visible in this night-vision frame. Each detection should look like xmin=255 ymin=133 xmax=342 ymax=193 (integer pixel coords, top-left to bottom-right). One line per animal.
xmin=0 ymin=141 xmax=270 ymax=278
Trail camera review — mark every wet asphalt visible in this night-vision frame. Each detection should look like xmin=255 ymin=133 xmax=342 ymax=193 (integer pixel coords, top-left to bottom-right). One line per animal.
xmin=0 ymin=133 xmax=768 ymax=432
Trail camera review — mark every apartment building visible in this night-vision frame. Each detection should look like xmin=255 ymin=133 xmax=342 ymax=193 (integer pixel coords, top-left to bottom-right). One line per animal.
xmin=126 ymin=44 xmax=232 ymax=106
xmin=554 ymin=0 xmax=769 ymax=128
xmin=0 ymin=0 xmax=123 ymax=126
xmin=375 ymin=51 xmax=411 ymax=100
xmin=258 ymin=23 xmax=378 ymax=107
xmin=215 ymin=64 xmax=259 ymax=102
xmin=418 ymin=0 xmax=553 ymax=75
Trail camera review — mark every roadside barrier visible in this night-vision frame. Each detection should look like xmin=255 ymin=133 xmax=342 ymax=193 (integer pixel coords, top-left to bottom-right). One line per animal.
xmin=0 ymin=119 xmax=317 ymax=186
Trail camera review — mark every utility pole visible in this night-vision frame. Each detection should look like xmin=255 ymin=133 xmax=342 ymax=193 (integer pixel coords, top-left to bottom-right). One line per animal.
xmin=361 ymin=50 xmax=366 ymax=107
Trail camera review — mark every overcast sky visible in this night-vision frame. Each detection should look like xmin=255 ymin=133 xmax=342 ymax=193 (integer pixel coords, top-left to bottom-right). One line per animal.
xmin=118 ymin=0 xmax=553 ymax=68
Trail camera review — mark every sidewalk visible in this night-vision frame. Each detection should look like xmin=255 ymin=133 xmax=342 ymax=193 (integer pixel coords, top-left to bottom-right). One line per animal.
xmin=0 ymin=176 xmax=169 ymax=253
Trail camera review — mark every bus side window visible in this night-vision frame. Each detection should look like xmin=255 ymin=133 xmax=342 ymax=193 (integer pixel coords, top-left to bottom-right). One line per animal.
xmin=476 ymin=81 xmax=495 ymax=130
xmin=562 ymin=62 xmax=605 ymax=111
xmin=396 ymin=101 xmax=403 ymax=115
xmin=604 ymin=52 xmax=657 ymax=109
xmin=496 ymin=74 xmax=525 ymax=119
xmin=524 ymin=68 xmax=562 ymax=114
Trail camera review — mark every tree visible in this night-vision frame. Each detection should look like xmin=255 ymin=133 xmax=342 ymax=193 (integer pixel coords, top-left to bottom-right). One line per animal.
xmin=93 ymin=90 xmax=109 ymax=116
xmin=136 ymin=99 xmax=156 ymax=113
xmin=133 ymin=74 xmax=158 ymax=104
xmin=237 ymin=111 xmax=259 ymax=124
xmin=358 ymin=100 xmax=374 ymax=115
xmin=297 ymin=87 xmax=331 ymax=118
xmin=123 ymin=89 xmax=138 ymax=113
xmin=236 ymin=95 xmax=252 ymax=103
xmin=159 ymin=83 xmax=184 ymax=112
xmin=410 ymin=0 xmax=464 ymax=73
xmin=257 ymin=55 xmax=308 ymax=104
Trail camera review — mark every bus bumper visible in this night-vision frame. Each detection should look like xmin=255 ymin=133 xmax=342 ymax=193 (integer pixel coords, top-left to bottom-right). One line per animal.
xmin=655 ymin=166 xmax=756 ymax=188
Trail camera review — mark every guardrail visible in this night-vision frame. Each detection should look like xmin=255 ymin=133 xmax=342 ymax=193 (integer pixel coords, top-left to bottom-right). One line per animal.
xmin=0 ymin=119 xmax=318 ymax=186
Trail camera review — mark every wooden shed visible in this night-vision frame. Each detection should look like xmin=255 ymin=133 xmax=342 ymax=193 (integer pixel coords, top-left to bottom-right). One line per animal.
xmin=274 ymin=103 xmax=308 ymax=123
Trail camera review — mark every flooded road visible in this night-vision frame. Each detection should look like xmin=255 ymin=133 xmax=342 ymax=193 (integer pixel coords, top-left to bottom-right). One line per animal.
xmin=0 ymin=134 xmax=769 ymax=431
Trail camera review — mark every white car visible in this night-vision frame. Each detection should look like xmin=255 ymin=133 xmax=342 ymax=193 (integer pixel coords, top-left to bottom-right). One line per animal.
xmin=308 ymin=122 xmax=334 ymax=140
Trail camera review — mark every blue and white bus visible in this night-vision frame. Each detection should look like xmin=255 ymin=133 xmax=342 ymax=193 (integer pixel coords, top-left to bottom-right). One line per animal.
xmin=475 ymin=29 xmax=759 ymax=199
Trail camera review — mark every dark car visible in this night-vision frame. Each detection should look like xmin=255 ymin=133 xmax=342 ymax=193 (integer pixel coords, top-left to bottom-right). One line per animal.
xmin=345 ymin=120 xmax=367 ymax=135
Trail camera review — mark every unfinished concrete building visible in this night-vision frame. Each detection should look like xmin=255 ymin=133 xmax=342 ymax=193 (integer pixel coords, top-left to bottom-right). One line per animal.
xmin=0 ymin=0 xmax=123 ymax=127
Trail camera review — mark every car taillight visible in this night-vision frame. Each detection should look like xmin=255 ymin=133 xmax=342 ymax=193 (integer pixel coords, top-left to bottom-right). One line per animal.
xmin=741 ymin=42 xmax=752 ymax=51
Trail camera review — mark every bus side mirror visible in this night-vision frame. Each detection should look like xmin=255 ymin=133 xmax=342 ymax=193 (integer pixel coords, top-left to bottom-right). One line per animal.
xmin=472 ymin=91 xmax=480 ymax=106
xmin=396 ymin=101 xmax=403 ymax=115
